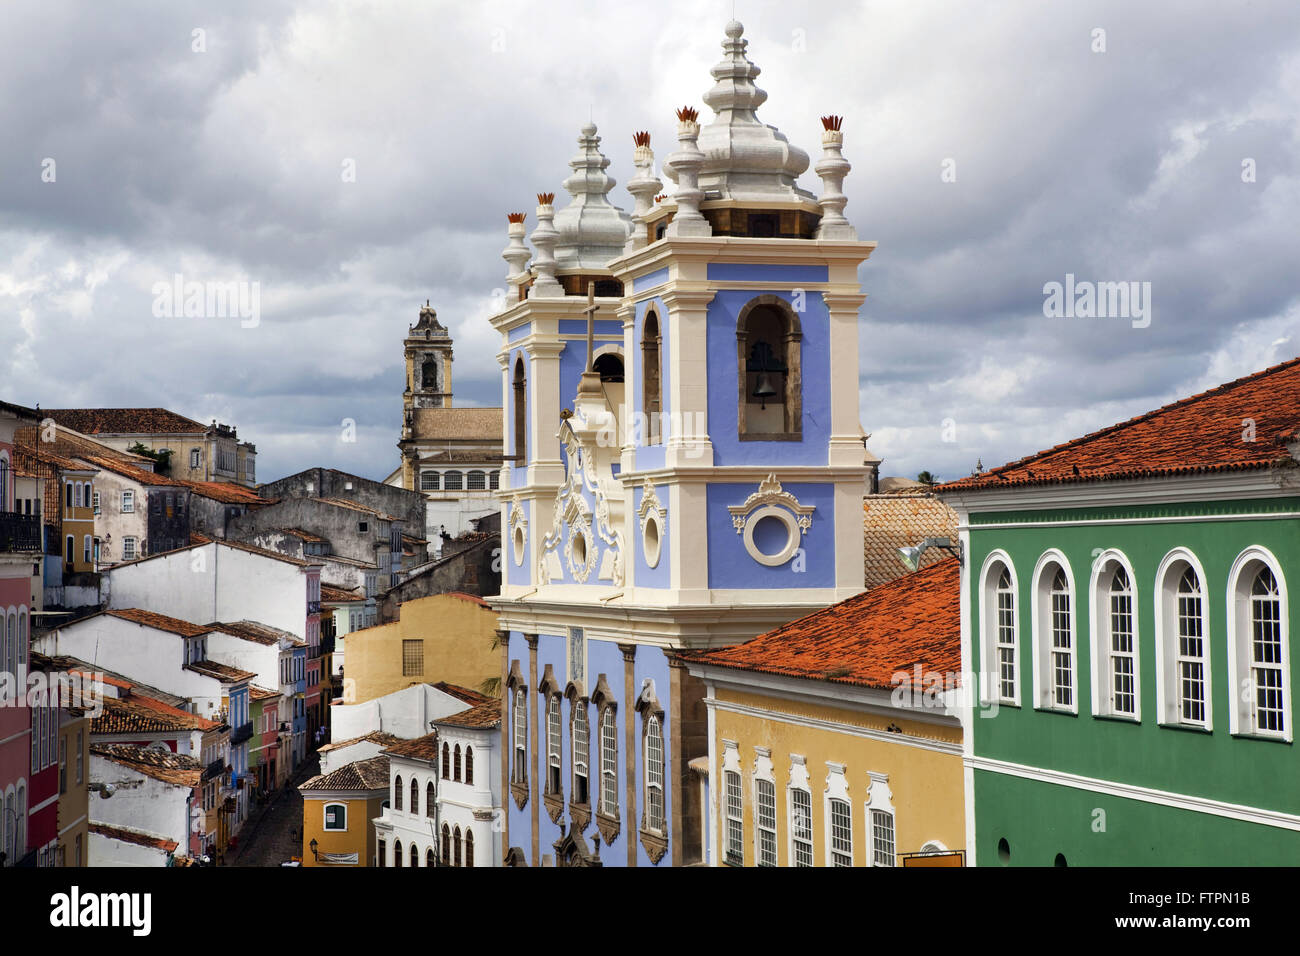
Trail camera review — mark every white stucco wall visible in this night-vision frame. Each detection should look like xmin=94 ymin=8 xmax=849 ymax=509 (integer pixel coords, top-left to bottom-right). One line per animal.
xmin=329 ymin=684 xmax=478 ymax=743
xmin=89 ymin=754 xmax=192 ymax=854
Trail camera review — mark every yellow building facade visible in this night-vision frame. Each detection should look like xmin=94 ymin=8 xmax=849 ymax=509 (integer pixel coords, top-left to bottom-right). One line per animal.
xmin=342 ymin=592 xmax=499 ymax=705
xmin=686 ymin=557 xmax=966 ymax=867
xmin=298 ymin=755 xmax=389 ymax=867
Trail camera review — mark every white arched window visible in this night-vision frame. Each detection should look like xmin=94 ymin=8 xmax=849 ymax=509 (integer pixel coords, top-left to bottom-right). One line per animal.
xmin=512 ymin=689 xmax=527 ymax=784
xmin=599 ymin=707 xmax=618 ymax=816
xmin=323 ymin=802 xmax=347 ymax=831
xmin=16 ymin=610 xmax=26 ymax=667
xmin=546 ymin=695 xmax=562 ymax=796
xmin=1032 ymin=554 xmax=1076 ymax=713
xmin=1155 ymin=551 xmax=1211 ymax=729
xmin=1227 ymin=548 xmax=1290 ymax=740
xmin=980 ymin=554 xmax=1020 ymax=706
xmin=787 ymin=756 xmax=814 ymax=868
xmin=571 ymin=702 xmax=590 ymax=806
xmin=1090 ymin=552 xmax=1140 ymax=719
xmin=645 ymin=715 xmax=666 ymax=836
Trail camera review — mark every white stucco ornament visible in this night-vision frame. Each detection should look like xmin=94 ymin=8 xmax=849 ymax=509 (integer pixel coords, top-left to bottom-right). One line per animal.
xmin=664 ymin=21 xmax=815 ymax=206
xmin=537 ymin=416 xmax=625 ymax=586
xmin=637 ymin=479 xmax=667 ymax=569
xmin=509 ymin=494 xmax=528 ymax=568
xmin=551 ymin=123 xmax=634 ymax=270
xmin=728 ymin=473 xmax=815 ymax=567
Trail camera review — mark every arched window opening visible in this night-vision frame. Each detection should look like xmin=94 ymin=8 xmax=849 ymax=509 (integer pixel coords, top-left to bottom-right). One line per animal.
xmin=441 ymin=824 xmax=451 ymax=866
xmin=421 ymin=357 xmax=439 ymax=392
xmin=737 ymin=298 xmax=801 ymax=438
xmin=465 ymin=830 xmax=474 ymax=867
xmin=465 ymin=746 xmax=474 ymax=786
xmin=442 ymin=742 xmax=450 ymax=779
xmin=410 ymin=842 xmax=419 ymax=868
xmin=453 ymin=826 xmax=463 ymax=867
xmin=394 ymin=839 xmax=403 ymax=867
xmin=409 ymin=777 xmax=419 ymax=814
xmin=641 ymin=311 xmax=662 ymax=446
xmin=454 ymin=744 xmax=462 ymax=782
xmin=513 ymin=356 xmax=527 ymax=465
xmin=394 ymin=774 xmax=403 ymax=811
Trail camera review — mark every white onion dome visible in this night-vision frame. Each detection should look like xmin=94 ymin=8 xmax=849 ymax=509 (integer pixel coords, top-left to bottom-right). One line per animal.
xmin=665 ymin=21 xmax=814 ymax=205
xmin=551 ymin=122 xmax=634 ymax=271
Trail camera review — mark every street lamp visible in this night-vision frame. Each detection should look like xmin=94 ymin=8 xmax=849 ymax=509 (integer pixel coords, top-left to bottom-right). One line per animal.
xmin=897 ymin=536 xmax=962 ymax=572
xmin=309 ymin=838 xmax=319 ymax=861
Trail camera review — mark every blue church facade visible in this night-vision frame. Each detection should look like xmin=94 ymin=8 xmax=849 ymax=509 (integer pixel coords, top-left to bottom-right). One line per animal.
xmin=489 ymin=21 xmax=877 ymax=866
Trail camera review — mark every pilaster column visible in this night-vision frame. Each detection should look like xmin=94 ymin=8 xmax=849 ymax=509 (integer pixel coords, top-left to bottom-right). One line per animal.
xmin=618 ymin=642 xmax=638 ymax=867
xmin=527 ymin=339 xmax=567 ymax=488
xmin=659 ymin=288 xmax=716 ymax=469
xmin=822 ymin=292 xmax=869 ymax=467
xmin=497 ymin=628 xmax=510 ymax=857
xmin=526 ymin=633 xmax=540 ymax=864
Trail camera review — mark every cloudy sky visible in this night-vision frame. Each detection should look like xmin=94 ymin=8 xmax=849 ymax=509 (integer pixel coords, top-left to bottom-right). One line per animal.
xmin=2 ymin=0 xmax=1298 ymax=484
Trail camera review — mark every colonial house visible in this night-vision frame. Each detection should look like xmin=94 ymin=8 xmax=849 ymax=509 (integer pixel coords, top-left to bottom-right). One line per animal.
xmin=938 ymin=356 xmax=1300 ymax=866
xmin=298 ymin=754 xmax=390 ymax=867
xmin=340 ymin=592 xmax=499 ymax=706
xmin=259 ymin=467 xmax=426 ymax=542
xmin=88 ymin=744 xmax=202 ymax=865
xmin=392 ymin=304 xmax=504 ymax=550
xmin=71 ymin=454 xmax=191 ymax=566
xmin=372 ymin=697 xmax=502 ymax=868
xmin=685 ymin=557 xmax=965 ymax=867
xmin=42 ymin=408 xmax=258 ymax=488
xmin=55 ymin=703 xmax=91 ymax=867
xmin=329 ymin=681 xmax=490 ymax=750
xmin=248 ymin=686 xmax=284 ymax=792
xmin=91 ymin=692 xmax=221 ymax=758
xmin=491 ymin=21 xmax=876 ymax=866
xmin=317 ymin=730 xmax=400 ymax=775
xmin=103 ymin=536 xmax=323 ymax=757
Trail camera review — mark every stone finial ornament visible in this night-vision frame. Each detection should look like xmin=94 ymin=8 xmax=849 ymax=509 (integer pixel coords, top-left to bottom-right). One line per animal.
xmin=502 ymin=212 xmax=531 ymax=297
xmin=530 ymin=194 xmax=563 ymax=298
xmin=814 ymin=115 xmax=856 ymax=240
xmin=664 ymin=21 xmax=814 ymax=205
xmin=552 ymin=123 xmax=634 ymax=270
xmin=665 ymin=107 xmax=711 ymax=238
xmin=624 ymin=131 xmax=664 ymax=253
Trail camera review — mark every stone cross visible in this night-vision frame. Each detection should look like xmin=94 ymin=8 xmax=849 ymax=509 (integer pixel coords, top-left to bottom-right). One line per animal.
xmin=583 ymin=282 xmax=598 ymax=373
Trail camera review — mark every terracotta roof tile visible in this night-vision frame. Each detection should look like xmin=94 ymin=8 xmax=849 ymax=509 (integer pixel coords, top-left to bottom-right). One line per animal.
xmin=44 ymin=408 xmax=208 ymax=436
xmin=432 ymin=681 xmax=492 ymax=706
xmin=88 ymin=823 xmax=179 ymax=854
xmin=940 ymin=355 xmax=1300 ymax=492
xmin=185 ymin=659 xmax=256 ymax=683
xmin=317 ymin=731 xmax=401 ymax=754
xmin=103 ymin=608 xmax=212 ymax=638
xmin=91 ymin=743 xmax=203 ymax=786
xmin=685 ymin=557 xmax=961 ymax=691
xmin=410 ymin=407 xmax=502 ymax=441
xmin=207 ymin=620 xmax=303 ymax=646
xmin=92 ymin=696 xmax=214 ymax=735
xmin=249 ymin=685 xmax=280 ymax=701
xmin=172 ymin=479 xmax=269 ymax=505
xmin=299 ymin=755 xmax=390 ymax=792
xmin=321 ymin=586 xmax=363 ymax=604
xmin=435 ymin=699 xmax=502 ymax=730
xmin=862 ymin=494 xmax=959 ymax=590
xmin=275 ymin=527 xmax=326 ymax=543
xmin=75 ymin=453 xmax=186 ymax=487
xmin=382 ymin=733 xmax=441 ymax=760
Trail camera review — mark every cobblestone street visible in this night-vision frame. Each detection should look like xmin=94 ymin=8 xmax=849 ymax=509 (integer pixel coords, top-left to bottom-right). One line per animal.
xmin=229 ymin=753 xmax=320 ymax=868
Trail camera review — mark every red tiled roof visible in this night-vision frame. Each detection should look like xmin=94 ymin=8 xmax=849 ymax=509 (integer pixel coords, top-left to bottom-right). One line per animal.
xmin=207 ymin=620 xmax=303 ymax=646
xmin=432 ymin=681 xmax=492 ymax=706
xmin=44 ymin=408 xmax=208 ymax=436
xmin=275 ymin=527 xmax=326 ymax=543
xmin=410 ymin=407 xmax=503 ymax=441
xmin=685 ymin=557 xmax=961 ymax=691
xmin=185 ymin=659 xmax=256 ymax=683
xmin=863 ymin=494 xmax=959 ymax=590
xmin=172 ymin=479 xmax=269 ymax=505
xmin=92 ymin=696 xmax=214 ymax=735
xmin=299 ymin=755 xmax=390 ymax=792
xmin=88 ymin=823 xmax=179 ymax=854
xmin=445 ymin=592 xmax=491 ymax=609
xmin=321 ymin=586 xmax=363 ymax=604
xmin=435 ymin=699 xmax=502 ymax=730
xmin=90 ymin=743 xmax=203 ymax=786
xmin=940 ymin=356 xmax=1300 ymax=492
xmin=382 ymin=733 xmax=440 ymax=760
xmin=76 ymin=453 xmax=185 ymax=487
xmin=104 ymin=608 xmax=212 ymax=638
xmin=317 ymin=731 xmax=401 ymax=754
xmin=249 ymin=685 xmax=280 ymax=701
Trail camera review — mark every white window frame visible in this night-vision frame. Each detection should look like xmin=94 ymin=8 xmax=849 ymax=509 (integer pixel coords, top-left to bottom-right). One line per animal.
xmin=1226 ymin=546 xmax=1291 ymax=741
xmin=825 ymin=762 xmax=852 ymax=867
xmin=1089 ymin=550 xmax=1141 ymax=720
xmin=546 ymin=694 xmax=562 ymax=795
xmin=979 ymin=551 xmax=1020 ymax=707
xmin=512 ymin=689 xmax=527 ymax=784
xmin=323 ymin=802 xmax=347 ymax=831
xmin=721 ymin=741 xmax=743 ymax=866
xmin=752 ymin=748 xmax=776 ymax=866
xmin=599 ymin=706 xmax=618 ymax=816
xmin=1031 ymin=550 xmax=1078 ymax=714
xmin=572 ymin=701 xmax=589 ymax=804
xmin=121 ymin=490 xmax=134 ymax=514
xmin=645 ymin=714 xmax=665 ymax=834
xmin=865 ymin=770 xmax=895 ymax=867
xmin=1153 ymin=548 xmax=1212 ymax=730
xmin=787 ymin=755 xmax=814 ymax=868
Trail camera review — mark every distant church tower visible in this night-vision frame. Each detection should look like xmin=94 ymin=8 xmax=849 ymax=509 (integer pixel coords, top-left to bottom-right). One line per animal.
xmin=489 ymin=21 xmax=875 ymax=867
xmin=404 ymin=303 xmax=453 ymax=412
xmin=396 ymin=303 xmax=503 ymax=545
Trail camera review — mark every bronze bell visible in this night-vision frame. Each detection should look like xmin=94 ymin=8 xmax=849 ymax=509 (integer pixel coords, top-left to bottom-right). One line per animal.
xmin=752 ymin=373 xmax=777 ymax=409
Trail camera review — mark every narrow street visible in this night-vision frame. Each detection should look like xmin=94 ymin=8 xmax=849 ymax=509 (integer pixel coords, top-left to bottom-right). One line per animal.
xmin=229 ymin=753 xmax=320 ymax=867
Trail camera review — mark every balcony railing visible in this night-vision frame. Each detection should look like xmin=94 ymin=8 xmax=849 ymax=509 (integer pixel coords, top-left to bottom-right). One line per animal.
xmin=203 ymin=758 xmax=225 ymax=781
xmin=0 ymin=512 xmax=41 ymax=553
xmin=230 ymin=721 xmax=254 ymax=746
xmin=307 ymin=601 xmax=321 ymax=615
